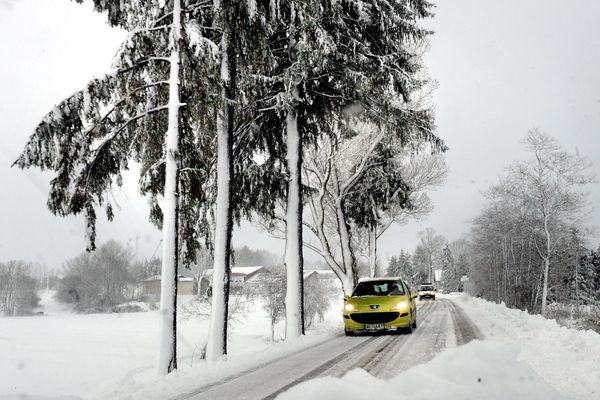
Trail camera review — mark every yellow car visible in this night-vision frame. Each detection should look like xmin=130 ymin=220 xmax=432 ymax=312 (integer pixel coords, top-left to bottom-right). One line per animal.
xmin=343 ymin=278 xmax=417 ymax=336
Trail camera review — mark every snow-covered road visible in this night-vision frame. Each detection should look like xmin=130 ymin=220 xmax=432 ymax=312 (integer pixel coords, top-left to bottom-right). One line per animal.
xmin=173 ymin=299 xmax=480 ymax=400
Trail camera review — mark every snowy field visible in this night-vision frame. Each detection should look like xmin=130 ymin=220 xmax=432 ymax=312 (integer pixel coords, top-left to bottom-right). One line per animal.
xmin=0 ymin=291 xmax=342 ymax=399
xmin=2 ymin=292 xmax=599 ymax=399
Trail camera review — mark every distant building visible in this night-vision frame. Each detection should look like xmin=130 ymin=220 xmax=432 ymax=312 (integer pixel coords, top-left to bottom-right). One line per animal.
xmin=231 ymin=266 xmax=266 ymax=285
xmin=303 ymin=269 xmax=337 ymax=281
xmin=199 ymin=266 xmax=267 ymax=294
xmin=142 ymin=275 xmax=197 ymax=299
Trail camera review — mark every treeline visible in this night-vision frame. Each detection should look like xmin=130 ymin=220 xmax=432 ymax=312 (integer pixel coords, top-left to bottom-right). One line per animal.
xmin=0 ymin=260 xmax=42 ymax=316
xmin=56 ymin=240 xmax=158 ymax=312
xmin=387 ymin=227 xmax=469 ymax=293
xmin=55 ymin=241 xmax=283 ymax=312
xmin=468 ymin=130 xmax=598 ymax=319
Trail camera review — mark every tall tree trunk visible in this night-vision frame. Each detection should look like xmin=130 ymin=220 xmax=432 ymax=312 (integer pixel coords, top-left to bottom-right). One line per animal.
xmin=541 ymin=216 xmax=551 ymax=317
xmin=157 ymin=0 xmax=182 ymax=376
xmin=336 ymin=198 xmax=358 ymax=287
xmin=369 ymin=223 xmax=377 ymax=278
xmin=284 ymin=104 xmax=305 ymax=338
xmin=206 ymin=24 xmax=235 ymax=361
xmin=540 ymin=256 xmax=550 ymax=316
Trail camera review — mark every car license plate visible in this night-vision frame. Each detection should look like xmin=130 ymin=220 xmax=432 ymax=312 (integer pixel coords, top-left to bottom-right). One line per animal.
xmin=365 ymin=324 xmax=385 ymax=330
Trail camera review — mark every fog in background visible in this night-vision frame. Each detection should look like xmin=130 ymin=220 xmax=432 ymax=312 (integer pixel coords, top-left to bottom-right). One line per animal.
xmin=1 ymin=0 xmax=599 ymax=270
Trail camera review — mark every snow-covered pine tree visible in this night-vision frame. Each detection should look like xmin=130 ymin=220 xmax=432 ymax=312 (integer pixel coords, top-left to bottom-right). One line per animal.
xmin=205 ymin=0 xmax=237 ymax=362
xmin=255 ymin=0 xmax=443 ymax=299
xmin=256 ymin=0 xmax=344 ymax=338
xmin=14 ymin=0 xmax=220 ymax=375
xmin=205 ymin=0 xmax=284 ymax=360
xmin=580 ymin=247 xmax=600 ymax=304
xmin=264 ymin=1 xmax=443 ymax=291
xmin=231 ymin=0 xmax=341 ymax=340
xmin=344 ymin=145 xmax=412 ymax=278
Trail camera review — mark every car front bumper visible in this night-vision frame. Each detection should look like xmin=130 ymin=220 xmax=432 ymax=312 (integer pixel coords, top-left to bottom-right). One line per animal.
xmin=343 ymin=311 xmax=411 ymax=333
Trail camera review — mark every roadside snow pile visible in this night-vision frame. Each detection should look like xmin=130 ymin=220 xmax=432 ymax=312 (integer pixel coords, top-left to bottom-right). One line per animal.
xmin=451 ymin=294 xmax=600 ymax=400
xmin=277 ymin=340 xmax=566 ymax=400
xmin=112 ymin=301 xmax=155 ymax=313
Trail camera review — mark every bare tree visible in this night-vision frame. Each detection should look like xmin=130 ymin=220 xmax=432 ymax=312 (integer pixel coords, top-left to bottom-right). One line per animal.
xmin=57 ymin=240 xmax=133 ymax=310
xmin=0 ymin=261 xmax=40 ymax=316
xmin=413 ymin=228 xmax=446 ymax=283
xmin=491 ymin=129 xmax=595 ymax=316
xmin=469 ymin=187 xmax=544 ymax=308
xmin=257 ymin=267 xmax=287 ymax=342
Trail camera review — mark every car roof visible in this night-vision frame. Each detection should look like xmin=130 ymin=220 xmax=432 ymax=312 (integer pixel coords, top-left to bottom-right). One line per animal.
xmin=357 ymin=277 xmax=403 ymax=283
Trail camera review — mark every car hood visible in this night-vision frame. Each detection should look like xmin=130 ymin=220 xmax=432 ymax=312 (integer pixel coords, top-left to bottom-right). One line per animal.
xmin=346 ymin=295 xmax=408 ymax=312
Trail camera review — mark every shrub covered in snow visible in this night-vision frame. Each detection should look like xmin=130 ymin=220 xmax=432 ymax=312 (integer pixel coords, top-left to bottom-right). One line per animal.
xmin=546 ymin=302 xmax=600 ymax=333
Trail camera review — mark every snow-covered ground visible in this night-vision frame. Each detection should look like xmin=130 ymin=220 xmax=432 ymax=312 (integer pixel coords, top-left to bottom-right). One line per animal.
xmin=451 ymin=293 xmax=600 ymax=400
xmin=277 ymin=294 xmax=599 ymax=400
xmin=0 ymin=291 xmax=342 ymax=399
xmin=2 ymin=292 xmax=599 ymax=400
xmin=278 ymin=340 xmax=566 ymax=400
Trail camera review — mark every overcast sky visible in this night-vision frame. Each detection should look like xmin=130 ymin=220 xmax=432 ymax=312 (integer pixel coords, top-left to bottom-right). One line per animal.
xmin=1 ymin=0 xmax=599 ymax=269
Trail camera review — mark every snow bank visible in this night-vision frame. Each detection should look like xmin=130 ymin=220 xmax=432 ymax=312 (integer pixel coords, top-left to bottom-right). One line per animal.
xmin=277 ymin=340 xmax=565 ymax=400
xmin=450 ymin=294 xmax=600 ymax=400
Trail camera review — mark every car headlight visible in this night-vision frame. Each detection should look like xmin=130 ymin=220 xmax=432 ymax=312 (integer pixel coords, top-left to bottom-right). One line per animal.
xmin=393 ymin=301 xmax=408 ymax=311
xmin=344 ymin=303 xmax=356 ymax=312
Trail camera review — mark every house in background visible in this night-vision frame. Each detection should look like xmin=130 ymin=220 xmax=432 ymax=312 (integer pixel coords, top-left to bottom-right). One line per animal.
xmin=231 ymin=266 xmax=265 ymax=285
xmin=199 ymin=266 xmax=267 ymax=294
xmin=142 ymin=275 xmax=197 ymax=299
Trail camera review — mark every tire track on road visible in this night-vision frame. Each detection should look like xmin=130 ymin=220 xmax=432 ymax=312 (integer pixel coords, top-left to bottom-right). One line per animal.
xmin=176 ymin=300 xmax=448 ymax=400
xmin=447 ymin=299 xmax=484 ymax=345
xmin=171 ymin=334 xmax=351 ymax=400
xmin=264 ymin=300 xmax=440 ymax=399
xmin=367 ymin=299 xmax=446 ymax=379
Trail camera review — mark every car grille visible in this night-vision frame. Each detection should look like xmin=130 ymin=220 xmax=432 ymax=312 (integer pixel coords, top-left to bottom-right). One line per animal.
xmin=350 ymin=312 xmax=400 ymax=324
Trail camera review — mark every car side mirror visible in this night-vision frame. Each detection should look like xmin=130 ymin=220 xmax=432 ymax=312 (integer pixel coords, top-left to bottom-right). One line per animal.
xmin=411 ymin=292 xmax=418 ymax=299
xmin=344 ymin=294 xmax=350 ymax=301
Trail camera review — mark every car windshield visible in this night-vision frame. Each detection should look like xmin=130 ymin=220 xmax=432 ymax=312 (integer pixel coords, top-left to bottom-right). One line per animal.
xmin=420 ymin=286 xmax=434 ymax=291
xmin=352 ymin=281 xmax=405 ymax=297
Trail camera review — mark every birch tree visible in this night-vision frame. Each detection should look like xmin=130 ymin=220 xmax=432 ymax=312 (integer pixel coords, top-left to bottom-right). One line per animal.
xmin=500 ymin=129 xmax=595 ymax=316
xmin=0 ymin=261 xmax=40 ymax=316
xmin=414 ymin=227 xmax=446 ymax=283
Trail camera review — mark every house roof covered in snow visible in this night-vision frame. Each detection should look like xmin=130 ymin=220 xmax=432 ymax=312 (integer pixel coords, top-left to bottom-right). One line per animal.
xmin=143 ymin=274 xmax=194 ymax=282
xmin=204 ymin=266 xmax=265 ymax=277
xmin=232 ymin=266 xmax=264 ymax=276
